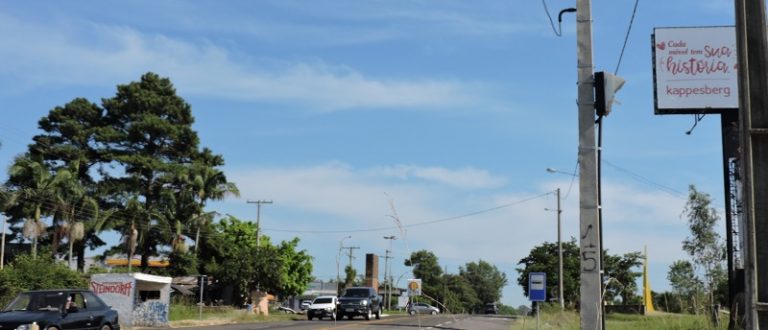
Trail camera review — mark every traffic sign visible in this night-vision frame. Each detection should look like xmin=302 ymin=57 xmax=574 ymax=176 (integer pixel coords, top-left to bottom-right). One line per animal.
xmin=407 ymin=279 xmax=422 ymax=296
xmin=529 ymin=272 xmax=547 ymax=302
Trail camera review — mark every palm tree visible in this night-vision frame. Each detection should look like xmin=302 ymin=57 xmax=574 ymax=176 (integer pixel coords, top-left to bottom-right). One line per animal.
xmin=8 ymin=155 xmax=62 ymax=258
xmin=190 ymin=149 xmax=240 ymax=254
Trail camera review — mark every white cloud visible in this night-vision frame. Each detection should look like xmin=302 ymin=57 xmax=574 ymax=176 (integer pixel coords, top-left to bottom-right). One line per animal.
xmin=0 ymin=12 xmax=492 ymax=111
xmin=369 ymin=165 xmax=507 ymax=189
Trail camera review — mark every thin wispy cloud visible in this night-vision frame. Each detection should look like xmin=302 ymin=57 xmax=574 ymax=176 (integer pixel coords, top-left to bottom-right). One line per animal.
xmin=0 ymin=12 xmax=493 ymax=111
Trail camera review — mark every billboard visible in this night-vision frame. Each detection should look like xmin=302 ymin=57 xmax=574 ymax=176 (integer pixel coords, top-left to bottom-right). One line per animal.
xmin=652 ymin=26 xmax=738 ymax=114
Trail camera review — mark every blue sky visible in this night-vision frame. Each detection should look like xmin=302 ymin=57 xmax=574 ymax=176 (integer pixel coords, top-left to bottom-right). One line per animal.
xmin=0 ymin=0 xmax=736 ymax=307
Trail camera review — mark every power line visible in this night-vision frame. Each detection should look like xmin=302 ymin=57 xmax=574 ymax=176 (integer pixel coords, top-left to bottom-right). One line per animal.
xmin=614 ymin=0 xmax=640 ymax=75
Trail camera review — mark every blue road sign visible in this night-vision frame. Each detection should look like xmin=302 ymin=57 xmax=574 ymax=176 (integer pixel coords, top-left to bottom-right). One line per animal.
xmin=529 ymin=272 xmax=547 ymax=302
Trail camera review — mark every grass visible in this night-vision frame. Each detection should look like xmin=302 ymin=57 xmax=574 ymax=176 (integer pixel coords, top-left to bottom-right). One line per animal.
xmin=510 ymin=310 xmax=729 ymax=330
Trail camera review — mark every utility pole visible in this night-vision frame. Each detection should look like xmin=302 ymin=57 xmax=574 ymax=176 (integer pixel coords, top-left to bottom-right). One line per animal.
xmin=247 ymin=200 xmax=272 ymax=247
xmin=576 ymin=0 xmax=602 ymax=328
xmin=734 ymin=0 xmax=768 ymax=328
xmin=343 ymin=246 xmax=360 ymax=268
xmin=383 ymin=235 xmax=396 ymax=310
xmin=1 ymin=214 xmax=5 ymax=270
xmin=337 ymin=236 xmax=351 ymax=293
xmin=556 ymin=188 xmax=564 ymax=311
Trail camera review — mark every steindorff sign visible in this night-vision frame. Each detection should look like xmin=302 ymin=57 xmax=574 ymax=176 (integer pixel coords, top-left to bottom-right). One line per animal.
xmin=652 ymin=26 xmax=738 ymax=114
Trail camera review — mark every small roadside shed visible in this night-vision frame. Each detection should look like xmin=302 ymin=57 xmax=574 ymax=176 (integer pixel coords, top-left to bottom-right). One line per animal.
xmin=90 ymin=273 xmax=172 ymax=328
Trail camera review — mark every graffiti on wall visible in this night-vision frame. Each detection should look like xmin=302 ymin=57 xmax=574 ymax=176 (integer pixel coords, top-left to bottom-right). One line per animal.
xmin=132 ymin=300 xmax=169 ymax=327
xmin=91 ymin=281 xmax=133 ymax=296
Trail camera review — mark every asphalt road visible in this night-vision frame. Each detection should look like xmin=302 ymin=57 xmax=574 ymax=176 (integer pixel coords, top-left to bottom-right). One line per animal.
xmin=179 ymin=314 xmax=515 ymax=330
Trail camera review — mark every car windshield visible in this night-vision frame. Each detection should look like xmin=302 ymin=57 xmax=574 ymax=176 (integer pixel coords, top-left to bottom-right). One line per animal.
xmin=343 ymin=289 xmax=368 ymax=297
xmin=4 ymin=292 xmax=66 ymax=312
xmin=314 ymin=298 xmax=333 ymax=304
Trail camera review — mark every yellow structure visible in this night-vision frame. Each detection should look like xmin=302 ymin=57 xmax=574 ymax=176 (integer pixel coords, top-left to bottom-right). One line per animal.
xmin=643 ymin=246 xmax=655 ymax=312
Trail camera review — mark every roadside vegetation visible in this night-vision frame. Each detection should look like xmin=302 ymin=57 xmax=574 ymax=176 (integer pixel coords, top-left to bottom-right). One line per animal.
xmin=511 ymin=307 xmax=727 ymax=330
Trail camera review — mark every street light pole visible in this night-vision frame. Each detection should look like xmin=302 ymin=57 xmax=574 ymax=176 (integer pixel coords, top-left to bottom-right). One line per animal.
xmin=545 ymin=188 xmax=564 ymax=311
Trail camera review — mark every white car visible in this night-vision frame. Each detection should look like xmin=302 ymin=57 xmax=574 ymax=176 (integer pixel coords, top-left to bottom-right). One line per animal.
xmin=307 ymin=295 xmax=338 ymax=320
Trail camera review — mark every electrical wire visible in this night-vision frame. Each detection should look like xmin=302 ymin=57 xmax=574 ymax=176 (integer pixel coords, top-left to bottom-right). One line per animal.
xmin=614 ymin=0 xmax=640 ymax=75
xmin=542 ymin=0 xmax=561 ymax=36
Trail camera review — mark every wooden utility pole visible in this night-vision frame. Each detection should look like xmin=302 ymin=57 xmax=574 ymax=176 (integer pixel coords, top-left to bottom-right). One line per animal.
xmin=343 ymin=246 xmax=360 ymax=268
xmin=734 ymin=0 xmax=768 ymax=328
xmin=247 ymin=200 xmax=272 ymax=247
xmin=576 ymin=0 xmax=602 ymax=328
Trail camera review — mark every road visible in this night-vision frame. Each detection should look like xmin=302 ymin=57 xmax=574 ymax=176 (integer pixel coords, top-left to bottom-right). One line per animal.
xmin=179 ymin=314 xmax=515 ymax=330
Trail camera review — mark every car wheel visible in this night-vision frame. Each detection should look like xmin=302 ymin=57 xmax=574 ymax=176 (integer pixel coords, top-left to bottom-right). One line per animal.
xmin=431 ymin=310 xmax=437 ymax=315
xmin=365 ymin=308 xmax=372 ymax=320
xmin=347 ymin=314 xmax=354 ymax=320
xmin=100 ymin=326 xmax=112 ymax=330
xmin=308 ymin=314 xmax=313 ymax=320
xmin=375 ymin=307 xmax=381 ymax=320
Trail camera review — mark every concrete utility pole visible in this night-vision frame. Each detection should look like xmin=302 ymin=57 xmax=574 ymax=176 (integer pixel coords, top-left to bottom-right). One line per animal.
xmin=247 ymin=200 xmax=272 ymax=247
xmin=1 ymin=214 xmax=5 ymax=270
xmin=556 ymin=189 xmax=564 ymax=310
xmin=337 ymin=236 xmax=351 ymax=293
xmin=734 ymin=0 xmax=768 ymax=327
xmin=383 ymin=235 xmax=396 ymax=310
xmin=576 ymin=0 xmax=602 ymax=328
xmin=343 ymin=246 xmax=360 ymax=268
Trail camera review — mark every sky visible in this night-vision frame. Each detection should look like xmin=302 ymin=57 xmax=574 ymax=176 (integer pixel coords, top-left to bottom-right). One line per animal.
xmin=0 ymin=0 xmax=738 ymax=308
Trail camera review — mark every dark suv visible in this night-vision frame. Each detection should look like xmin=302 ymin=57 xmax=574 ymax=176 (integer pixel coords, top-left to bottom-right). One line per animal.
xmin=484 ymin=303 xmax=499 ymax=314
xmin=0 ymin=289 xmax=120 ymax=330
xmin=336 ymin=287 xmax=382 ymax=320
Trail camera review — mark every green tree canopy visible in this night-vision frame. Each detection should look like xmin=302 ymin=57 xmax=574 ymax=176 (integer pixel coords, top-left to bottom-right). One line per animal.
xmin=460 ymin=259 xmax=507 ymax=306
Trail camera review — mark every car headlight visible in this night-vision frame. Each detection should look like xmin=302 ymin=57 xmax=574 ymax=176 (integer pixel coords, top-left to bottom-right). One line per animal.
xmin=17 ymin=324 xmax=31 ymax=330
xmin=360 ymin=300 xmax=368 ymax=306
xmin=325 ymin=307 xmax=334 ymax=312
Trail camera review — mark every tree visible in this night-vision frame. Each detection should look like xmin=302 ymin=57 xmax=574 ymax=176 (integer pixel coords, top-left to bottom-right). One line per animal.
xmin=460 ymin=260 xmax=507 ymax=307
xmin=6 ymin=155 xmax=63 ymax=258
xmin=602 ymin=251 xmax=643 ymax=304
xmin=680 ymin=185 xmax=725 ymax=309
xmin=0 ymin=254 xmax=88 ymax=307
xmin=343 ymin=264 xmax=358 ymax=288
xmin=668 ymin=260 xmax=702 ymax=313
xmin=406 ymin=250 xmax=443 ymax=298
xmin=516 ymin=238 xmax=580 ymax=305
xmin=441 ymin=273 xmax=479 ymax=313
xmin=98 ymin=72 xmax=204 ymax=270
xmin=203 ymin=215 xmax=259 ymax=302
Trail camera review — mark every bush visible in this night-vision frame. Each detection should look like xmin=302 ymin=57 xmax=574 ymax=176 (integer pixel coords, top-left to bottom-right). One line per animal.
xmin=0 ymin=254 xmax=88 ymax=307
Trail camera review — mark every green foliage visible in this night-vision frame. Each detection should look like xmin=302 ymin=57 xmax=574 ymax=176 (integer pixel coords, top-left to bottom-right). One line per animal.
xmin=406 ymin=250 xmax=443 ymax=297
xmin=603 ymin=251 xmax=643 ymax=304
xmin=460 ymin=259 xmax=507 ymax=307
xmin=516 ymin=238 xmax=580 ymax=305
xmin=201 ymin=215 xmax=313 ymax=303
xmin=0 ymin=254 xmax=88 ymax=307
xmin=517 ymin=239 xmax=642 ymax=307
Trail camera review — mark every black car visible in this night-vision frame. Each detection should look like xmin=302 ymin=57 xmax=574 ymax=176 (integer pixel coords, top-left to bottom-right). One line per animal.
xmin=0 ymin=289 xmax=120 ymax=330
xmin=484 ymin=303 xmax=498 ymax=314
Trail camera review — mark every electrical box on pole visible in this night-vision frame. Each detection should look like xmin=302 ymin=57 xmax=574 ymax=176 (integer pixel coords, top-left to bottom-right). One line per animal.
xmin=594 ymin=71 xmax=625 ymax=116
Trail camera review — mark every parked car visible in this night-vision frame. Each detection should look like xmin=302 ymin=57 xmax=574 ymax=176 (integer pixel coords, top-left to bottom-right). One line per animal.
xmin=336 ymin=287 xmax=382 ymax=320
xmin=300 ymin=300 xmax=312 ymax=310
xmin=306 ymin=295 xmax=337 ymax=320
xmin=408 ymin=302 xmax=439 ymax=315
xmin=484 ymin=303 xmax=499 ymax=314
xmin=0 ymin=289 xmax=120 ymax=330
